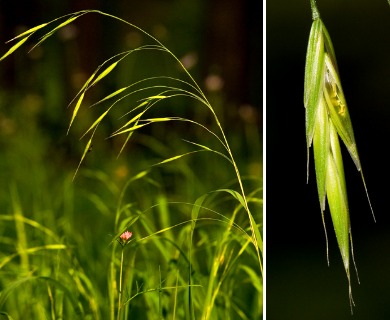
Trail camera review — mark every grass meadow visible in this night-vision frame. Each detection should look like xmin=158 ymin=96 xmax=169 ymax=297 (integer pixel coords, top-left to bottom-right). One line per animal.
xmin=0 ymin=8 xmax=262 ymax=320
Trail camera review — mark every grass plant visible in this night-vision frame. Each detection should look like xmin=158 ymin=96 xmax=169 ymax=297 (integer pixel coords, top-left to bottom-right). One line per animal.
xmin=0 ymin=10 xmax=262 ymax=319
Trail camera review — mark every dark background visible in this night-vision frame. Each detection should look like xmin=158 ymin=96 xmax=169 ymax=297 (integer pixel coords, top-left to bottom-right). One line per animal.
xmin=267 ymin=0 xmax=390 ymax=319
xmin=0 ymin=0 xmax=261 ymax=113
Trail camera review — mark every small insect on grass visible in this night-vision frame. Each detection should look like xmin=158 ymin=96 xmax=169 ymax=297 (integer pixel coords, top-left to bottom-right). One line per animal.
xmin=304 ymin=0 xmax=375 ymax=313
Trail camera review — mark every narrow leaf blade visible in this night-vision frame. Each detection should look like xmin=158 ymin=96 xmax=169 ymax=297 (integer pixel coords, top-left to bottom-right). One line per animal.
xmin=90 ymin=61 xmax=118 ymax=87
xmin=0 ymin=37 xmax=29 ymax=61
xmin=7 ymin=23 xmax=48 ymax=42
xmin=68 ymin=92 xmax=85 ymax=134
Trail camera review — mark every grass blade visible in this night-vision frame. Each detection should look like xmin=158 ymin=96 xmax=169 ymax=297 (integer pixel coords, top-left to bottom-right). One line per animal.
xmin=0 ymin=36 xmax=29 ymax=61
xmin=0 ymin=244 xmax=67 ymax=269
xmin=73 ymin=136 xmax=93 ymax=180
xmin=30 ymin=14 xmax=84 ymax=51
xmin=90 ymin=61 xmax=118 ymax=87
xmin=67 ymin=92 xmax=85 ymax=134
xmin=6 ymin=23 xmax=48 ymax=42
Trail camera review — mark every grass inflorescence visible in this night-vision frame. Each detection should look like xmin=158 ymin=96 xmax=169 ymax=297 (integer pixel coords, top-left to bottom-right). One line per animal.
xmin=304 ymin=0 xmax=375 ymax=313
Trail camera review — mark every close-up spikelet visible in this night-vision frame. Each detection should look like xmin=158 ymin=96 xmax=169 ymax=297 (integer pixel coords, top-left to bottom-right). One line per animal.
xmin=304 ymin=0 xmax=375 ymax=312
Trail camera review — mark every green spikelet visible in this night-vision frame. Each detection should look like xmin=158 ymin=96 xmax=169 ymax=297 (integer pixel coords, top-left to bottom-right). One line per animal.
xmin=304 ymin=0 xmax=375 ymax=312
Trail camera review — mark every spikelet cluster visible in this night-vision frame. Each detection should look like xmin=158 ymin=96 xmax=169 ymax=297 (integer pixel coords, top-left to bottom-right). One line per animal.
xmin=304 ymin=2 xmax=375 ymax=312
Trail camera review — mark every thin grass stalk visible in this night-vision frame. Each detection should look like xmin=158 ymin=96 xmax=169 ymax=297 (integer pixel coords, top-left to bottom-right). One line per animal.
xmin=117 ymin=248 xmax=125 ymax=320
xmin=109 ymin=257 xmax=117 ymax=320
xmin=158 ymin=265 xmax=162 ymax=320
xmin=11 ymin=186 xmax=29 ymax=272
xmin=173 ymin=270 xmax=179 ymax=320
xmin=200 ymin=203 xmax=239 ymax=319
xmin=10 ymin=186 xmax=33 ymax=318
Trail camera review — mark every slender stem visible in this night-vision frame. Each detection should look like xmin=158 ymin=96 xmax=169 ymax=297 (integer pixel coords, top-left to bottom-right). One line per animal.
xmin=117 ymin=247 xmax=124 ymax=320
xmin=310 ymin=0 xmax=320 ymax=20
xmin=159 ymin=265 xmax=162 ymax=319
xmin=110 ymin=260 xmax=116 ymax=320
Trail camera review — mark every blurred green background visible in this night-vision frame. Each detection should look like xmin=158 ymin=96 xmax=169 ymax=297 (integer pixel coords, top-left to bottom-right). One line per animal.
xmin=267 ymin=0 xmax=390 ymax=319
